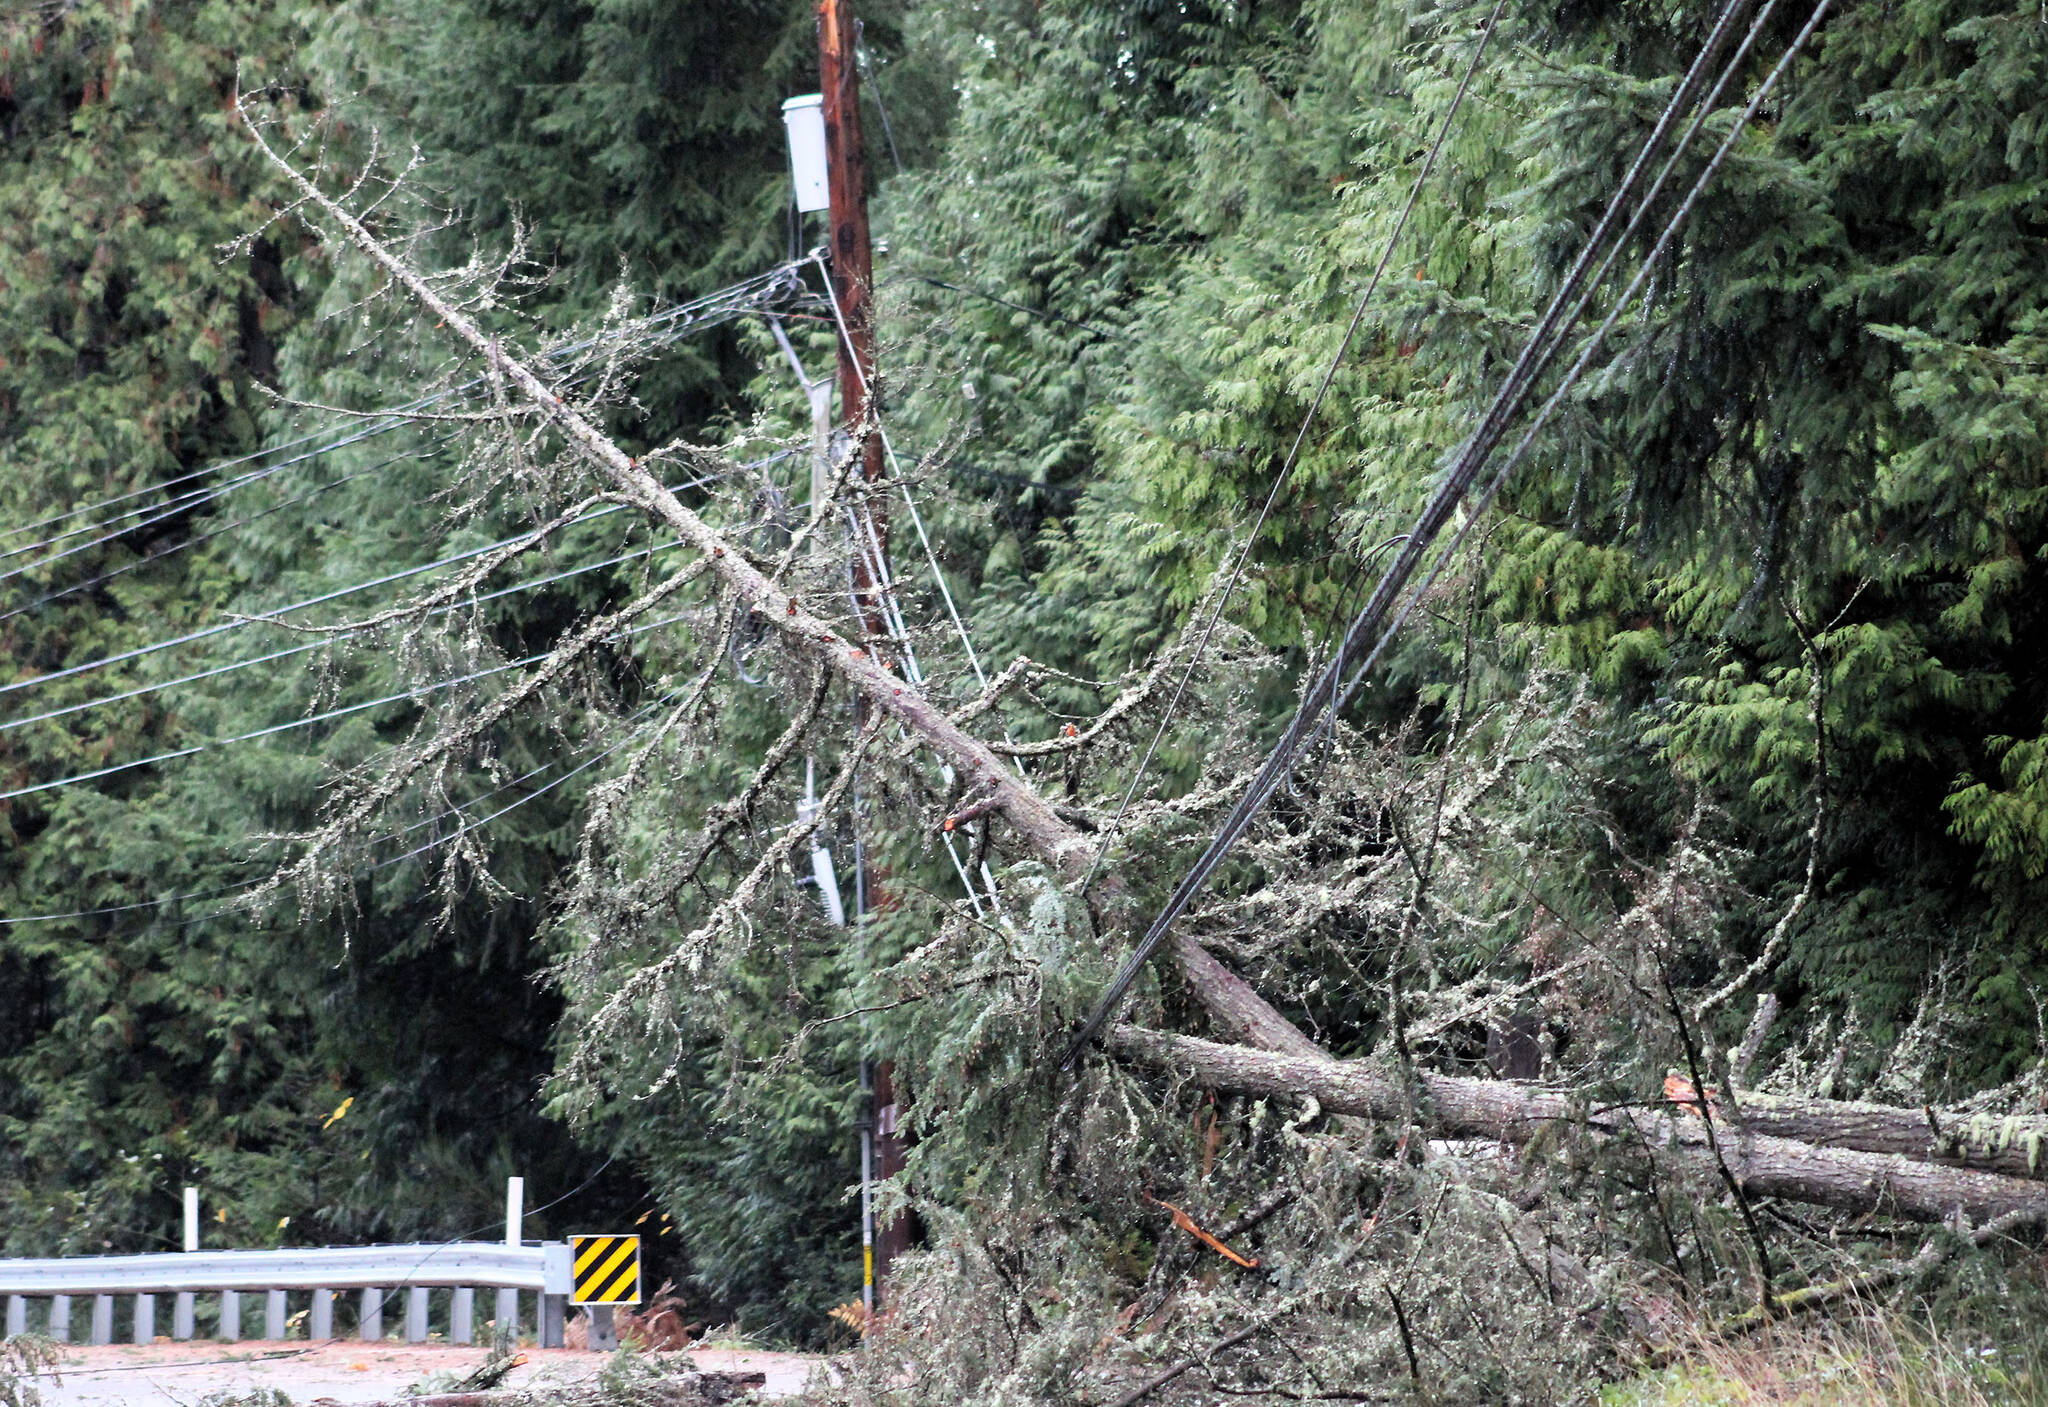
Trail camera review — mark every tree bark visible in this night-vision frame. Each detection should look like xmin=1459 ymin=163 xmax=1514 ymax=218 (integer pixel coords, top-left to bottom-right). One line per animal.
xmin=1107 ymin=1026 xmax=2048 ymax=1226
xmin=1726 ymin=1091 xmax=2047 ymax=1182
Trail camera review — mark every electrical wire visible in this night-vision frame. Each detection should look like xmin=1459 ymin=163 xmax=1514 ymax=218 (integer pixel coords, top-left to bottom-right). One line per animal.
xmin=1061 ymin=0 xmax=1780 ymax=1067
xmin=0 ymin=265 xmax=809 ymax=563
xmin=368 ymin=709 xmax=661 ymax=874
xmin=0 ymin=420 xmax=424 ymax=586
xmin=1326 ymin=0 xmax=1832 ymax=722
xmin=0 ymin=525 xmax=713 ymax=735
xmin=0 ymin=457 xmax=761 ymax=705
xmin=0 ymin=609 xmax=694 ymax=803
xmin=0 ymin=442 xmax=452 ymax=626
xmin=1072 ymin=0 xmax=1510 ymax=901
xmin=902 ymin=275 xmax=1127 ymax=341
xmin=0 ymin=701 xmax=666 ymax=926
xmin=811 ymin=256 xmax=991 ymax=690
xmin=784 ymin=286 xmax=1007 ymax=918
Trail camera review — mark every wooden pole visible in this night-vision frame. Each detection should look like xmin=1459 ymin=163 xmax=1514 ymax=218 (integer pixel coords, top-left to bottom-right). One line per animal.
xmin=818 ymin=0 xmax=884 ymax=507
xmin=819 ymin=0 xmax=907 ymax=1314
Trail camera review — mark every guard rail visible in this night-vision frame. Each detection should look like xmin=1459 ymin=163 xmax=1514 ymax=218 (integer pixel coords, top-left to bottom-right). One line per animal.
xmin=0 ymin=1242 xmax=572 ymax=1348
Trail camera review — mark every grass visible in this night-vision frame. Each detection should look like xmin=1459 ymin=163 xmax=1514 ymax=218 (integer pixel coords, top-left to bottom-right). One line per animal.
xmin=1605 ymin=1311 xmax=2048 ymax=1407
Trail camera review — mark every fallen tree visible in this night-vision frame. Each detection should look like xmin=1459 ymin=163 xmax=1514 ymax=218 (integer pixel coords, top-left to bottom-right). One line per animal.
xmin=1107 ymin=1025 xmax=2048 ymax=1226
xmin=245 ymin=101 xmax=2047 ymax=1239
xmin=1708 ymin=1089 xmax=2047 ymax=1182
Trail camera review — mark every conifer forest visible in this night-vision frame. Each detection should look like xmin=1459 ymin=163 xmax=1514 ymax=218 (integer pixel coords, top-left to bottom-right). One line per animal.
xmin=6 ymin=0 xmax=2048 ymax=1401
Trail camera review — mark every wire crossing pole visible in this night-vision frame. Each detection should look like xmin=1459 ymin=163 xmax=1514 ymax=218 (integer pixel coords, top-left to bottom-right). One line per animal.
xmin=818 ymin=0 xmax=907 ymax=1321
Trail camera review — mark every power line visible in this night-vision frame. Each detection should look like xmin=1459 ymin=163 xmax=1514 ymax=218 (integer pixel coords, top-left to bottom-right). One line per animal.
xmin=0 ymin=420 xmax=416 ymax=586
xmin=367 ymin=709 xmax=654 ymax=872
xmin=1062 ymin=0 xmax=1780 ymax=1066
xmin=813 ymin=256 xmax=991 ymax=690
xmin=0 ymin=701 xmax=666 ymax=926
xmin=0 ymin=532 xmax=704 ymax=735
xmin=808 ymin=268 xmax=1010 ymax=919
xmin=0 ymin=442 xmax=451 ymax=625
xmin=902 ymin=275 xmax=1127 ymax=341
xmin=1327 ymin=0 xmax=1830 ymax=721
xmin=0 ymin=609 xmax=694 ymax=804
xmin=1072 ymin=0 xmax=1509 ymax=900
xmin=0 ymin=286 xmax=767 ymax=573
xmin=0 ymin=265 xmax=808 ymax=563
xmin=0 ymin=457 xmax=761 ymax=704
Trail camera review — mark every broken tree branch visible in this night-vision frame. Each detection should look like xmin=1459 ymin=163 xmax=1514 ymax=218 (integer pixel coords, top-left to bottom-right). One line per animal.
xmin=243 ymin=102 xmax=1093 ymax=882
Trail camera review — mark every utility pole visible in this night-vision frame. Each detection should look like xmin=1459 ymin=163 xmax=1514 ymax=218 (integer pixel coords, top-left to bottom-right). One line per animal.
xmin=817 ymin=0 xmax=908 ymax=1319
xmin=818 ymin=0 xmax=884 ymax=508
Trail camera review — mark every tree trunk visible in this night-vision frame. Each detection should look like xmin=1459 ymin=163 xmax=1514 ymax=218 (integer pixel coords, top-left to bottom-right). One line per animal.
xmin=1726 ymin=1091 xmax=2047 ymax=1182
xmin=1107 ymin=1025 xmax=2048 ymax=1226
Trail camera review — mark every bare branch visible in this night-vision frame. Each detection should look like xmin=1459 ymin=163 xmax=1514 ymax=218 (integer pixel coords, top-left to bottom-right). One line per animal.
xmin=240 ymin=99 xmax=1094 ymax=879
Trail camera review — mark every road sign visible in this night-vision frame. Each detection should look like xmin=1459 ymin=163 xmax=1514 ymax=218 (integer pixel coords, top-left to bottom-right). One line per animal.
xmin=569 ymin=1235 xmax=641 ymax=1306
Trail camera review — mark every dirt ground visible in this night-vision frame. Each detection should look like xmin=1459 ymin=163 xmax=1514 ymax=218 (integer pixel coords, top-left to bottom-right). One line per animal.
xmin=23 ymin=1340 xmax=828 ymax=1404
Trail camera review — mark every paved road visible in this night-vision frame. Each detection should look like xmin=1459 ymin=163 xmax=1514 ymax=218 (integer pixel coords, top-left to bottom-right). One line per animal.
xmin=24 ymin=1341 xmax=825 ymax=1403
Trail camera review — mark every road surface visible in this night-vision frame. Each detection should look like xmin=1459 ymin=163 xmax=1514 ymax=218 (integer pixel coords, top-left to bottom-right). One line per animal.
xmin=22 ymin=1341 xmax=825 ymax=1403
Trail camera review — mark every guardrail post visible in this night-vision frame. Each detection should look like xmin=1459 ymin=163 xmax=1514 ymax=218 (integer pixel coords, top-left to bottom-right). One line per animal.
xmin=360 ymin=1287 xmax=383 ymax=1341
xmin=175 ymin=1186 xmax=199 ymax=1338
xmin=495 ymin=1173 xmax=524 ymax=1345
xmin=49 ymin=1296 xmax=70 ymax=1343
xmin=265 ymin=1289 xmax=286 ymax=1340
xmin=4 ymin=1295 xmax=22 ymax=1337
xmin=405 ymin=1286 xmax=428 ymax=1343
xmin=540 ymin=1293 xmax=564 ymax=1349
xmin=311 ymin=1288 xmax=333 ymax=1340
xmin=220 ymin=1290 xmax=241 ymax=1341
xmin=134 ymin=1292 xmax=155 ymax=1344
xmin=91 ymin=1294 xmax=112 ymax=1345
xmin=450 ymin=1287 xmax=473 ymax=1344
xmin=589 ymin=1304 xmax=616 ymax=1352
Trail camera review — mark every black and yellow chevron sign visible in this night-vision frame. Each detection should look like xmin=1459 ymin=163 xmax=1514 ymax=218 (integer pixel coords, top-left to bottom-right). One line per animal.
xmin=570 ymin=1233 xmax=643 ymax=1305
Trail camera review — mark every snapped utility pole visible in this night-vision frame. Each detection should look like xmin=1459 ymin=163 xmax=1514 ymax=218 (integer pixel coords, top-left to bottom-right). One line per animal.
xmin=817 ymin=0 xmax=908 ymax=1319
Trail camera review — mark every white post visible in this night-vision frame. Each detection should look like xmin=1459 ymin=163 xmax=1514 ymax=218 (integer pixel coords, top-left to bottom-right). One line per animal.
xmin=505 ymin=1176 xmax=524 ymax=1246
xmin=265 ymin=1289 xmax=287 ymax=1340
xmin=5 ymin=1296 xmax=23 ymax=1337
xmin=359 ymin=1287 xmax=383 ymax=1341
xmin=220 ymin=1291 xmax=241 ymax=1341
xmin=496 ymin=1175 xmax=524 ymax=1344
xmin=174 ymin=1185 xmax=200 ymax=1339
xmin=451 ymin=1287 xmax=474 ymax=1345
xmin=310 ymin=1289 xmax=333 ymax=1340
xmin=405 ymin=1286 xmax=429 ymax=1343
xmin=49 ymin=1296 xmax=71 ymax=1343
xmin=133 ymin=1293 xmax=155 ymax=1344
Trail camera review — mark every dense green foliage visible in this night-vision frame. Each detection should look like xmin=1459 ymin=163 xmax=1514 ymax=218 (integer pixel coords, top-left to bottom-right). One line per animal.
xmin=0 ymin=0 xmax=899 ymax=1304
xmin=873 ymin=0 xmax=2048 ymax=1090
xmin=4 ymin=0 xmax=2047 ymax=1372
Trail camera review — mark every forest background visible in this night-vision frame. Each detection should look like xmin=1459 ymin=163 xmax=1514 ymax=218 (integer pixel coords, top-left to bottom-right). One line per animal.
xmin=2 ymin=0 xmax=2046 ymax=1386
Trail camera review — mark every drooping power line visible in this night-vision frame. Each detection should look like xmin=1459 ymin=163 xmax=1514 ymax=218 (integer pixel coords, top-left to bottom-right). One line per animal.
xmin=1062 ymin=0 xmax=1799 ymax=1066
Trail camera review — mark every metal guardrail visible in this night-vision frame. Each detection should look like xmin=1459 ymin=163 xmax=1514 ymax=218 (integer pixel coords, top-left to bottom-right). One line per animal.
xmin=0 ymin=1242 xmax=570 ymax=1295
xmin=0 ymin=1242 xmax=574 ymax=1348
